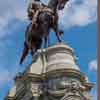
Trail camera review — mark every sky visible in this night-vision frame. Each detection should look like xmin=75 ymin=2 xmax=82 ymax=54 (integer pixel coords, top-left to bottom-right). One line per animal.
xmin=0 ymin=0 xmax=97 ymax=100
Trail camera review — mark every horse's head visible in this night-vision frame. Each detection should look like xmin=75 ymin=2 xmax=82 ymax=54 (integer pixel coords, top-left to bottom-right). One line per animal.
xmin=57 ymin=0 xmax=69 ymax=10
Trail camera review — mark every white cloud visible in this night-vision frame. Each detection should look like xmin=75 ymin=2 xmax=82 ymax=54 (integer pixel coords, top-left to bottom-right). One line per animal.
xmin=58 ymin=0 xmax=97 ymax=29
xmin=89 ymin=59 xmax=97 ymax=71
xmin=0 ymin=0 xmax=28 ymax=38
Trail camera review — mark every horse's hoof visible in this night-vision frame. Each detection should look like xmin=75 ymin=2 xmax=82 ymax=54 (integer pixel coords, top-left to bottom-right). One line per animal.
xmin=58 ymin=39 xmax=62 ymax=42
xmin=57 ymin=40 xmax=62 ymax=43
xmin=59 ymin=30 xmax=64 ymax=35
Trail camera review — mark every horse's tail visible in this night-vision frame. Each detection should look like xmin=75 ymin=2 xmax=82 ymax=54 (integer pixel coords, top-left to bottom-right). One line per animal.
xmin=20 ymin=42 xmax=29 ymax=64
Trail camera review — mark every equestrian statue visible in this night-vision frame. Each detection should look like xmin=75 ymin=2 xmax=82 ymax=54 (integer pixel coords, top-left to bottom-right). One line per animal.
xmin=20 ymin=0 xmax=70 ymax=64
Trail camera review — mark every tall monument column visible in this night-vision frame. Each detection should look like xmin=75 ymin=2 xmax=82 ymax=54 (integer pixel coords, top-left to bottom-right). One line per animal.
xmin=5 ymin=43 xmax=94 ymax=100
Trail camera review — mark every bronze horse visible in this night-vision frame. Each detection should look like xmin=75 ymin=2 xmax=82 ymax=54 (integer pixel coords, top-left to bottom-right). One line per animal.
xmin=20 ymin=0 xmax=69 ymax=64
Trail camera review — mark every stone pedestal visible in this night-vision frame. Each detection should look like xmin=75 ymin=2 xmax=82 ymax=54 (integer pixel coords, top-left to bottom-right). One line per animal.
xmin=5 ymin=43 xmax=94 ymax=100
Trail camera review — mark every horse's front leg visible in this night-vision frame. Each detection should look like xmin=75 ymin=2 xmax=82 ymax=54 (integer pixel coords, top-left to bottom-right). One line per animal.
xmin=47 ymin=35 xmax=50 ymax=47
xmin=51 ymin=14 xmax=63 ymax=42
xmin=52 ymin=24 xmax=62 ymax=42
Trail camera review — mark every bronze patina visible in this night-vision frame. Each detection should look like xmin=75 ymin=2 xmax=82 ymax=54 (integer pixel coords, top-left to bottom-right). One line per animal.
xmin=20 ymin=0 xmax=70 ymax=64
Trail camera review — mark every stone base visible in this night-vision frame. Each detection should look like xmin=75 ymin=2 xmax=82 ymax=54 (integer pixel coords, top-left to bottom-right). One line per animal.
xmin=5 ymin=43 xmax=94 ymax=100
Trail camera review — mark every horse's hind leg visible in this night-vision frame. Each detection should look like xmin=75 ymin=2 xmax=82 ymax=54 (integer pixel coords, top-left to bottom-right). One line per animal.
xmin=20 ymin=42 xmax=29 ymax=64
